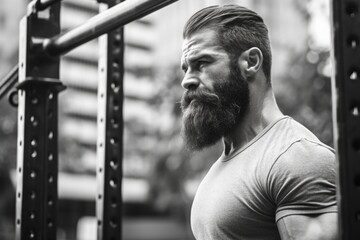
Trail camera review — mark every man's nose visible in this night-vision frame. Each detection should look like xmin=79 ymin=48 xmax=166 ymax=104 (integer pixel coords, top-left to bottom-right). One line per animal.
xmin=181 ymin=74 xmax=200 ymax=90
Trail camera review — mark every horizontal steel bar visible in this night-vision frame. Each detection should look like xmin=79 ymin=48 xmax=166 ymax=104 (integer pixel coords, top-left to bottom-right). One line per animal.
xmin=43 ymin=0 xmax=178 ymax=56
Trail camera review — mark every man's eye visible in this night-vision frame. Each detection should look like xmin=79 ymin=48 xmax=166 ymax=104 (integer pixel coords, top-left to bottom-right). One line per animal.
xmin=198 ymin=61 xmax=207 ymax=69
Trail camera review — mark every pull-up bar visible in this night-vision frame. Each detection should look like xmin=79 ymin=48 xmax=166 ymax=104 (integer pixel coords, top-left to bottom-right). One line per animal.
xmin=43 ymin=0 xmax=178 ymax=56
xmin=0 ymin=0 xmax=178 ymax=101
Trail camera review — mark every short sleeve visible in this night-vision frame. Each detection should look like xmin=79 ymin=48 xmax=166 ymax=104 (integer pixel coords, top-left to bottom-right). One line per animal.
xmin=266 ymin=139 xmax=338 ymax=222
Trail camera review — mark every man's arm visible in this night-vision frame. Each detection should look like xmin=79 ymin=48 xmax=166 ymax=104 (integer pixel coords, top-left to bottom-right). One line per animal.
xmin=277 ymin=212 xmax=338 ymax=240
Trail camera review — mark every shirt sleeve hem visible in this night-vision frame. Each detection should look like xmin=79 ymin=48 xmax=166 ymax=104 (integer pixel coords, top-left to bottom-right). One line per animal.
xmin=275 ymin=205 xmax=338 ymax=222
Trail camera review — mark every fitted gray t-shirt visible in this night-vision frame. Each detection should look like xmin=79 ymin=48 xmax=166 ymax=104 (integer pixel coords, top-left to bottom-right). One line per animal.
xmin=190 ymin=117 xmax=337 ymax=240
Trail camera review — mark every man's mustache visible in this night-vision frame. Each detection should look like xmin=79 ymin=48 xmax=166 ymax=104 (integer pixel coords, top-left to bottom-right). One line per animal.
xmin=180 ymin=89 xmax=220 ymax=111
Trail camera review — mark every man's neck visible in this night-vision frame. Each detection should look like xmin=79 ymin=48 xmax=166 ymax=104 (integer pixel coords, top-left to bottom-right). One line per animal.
xmin=223 ymin=89 xmax=284 ymax=156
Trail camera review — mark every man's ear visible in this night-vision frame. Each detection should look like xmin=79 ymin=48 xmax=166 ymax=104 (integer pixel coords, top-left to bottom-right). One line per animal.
xmin=238 ymin=47 xmax=263 ymax=78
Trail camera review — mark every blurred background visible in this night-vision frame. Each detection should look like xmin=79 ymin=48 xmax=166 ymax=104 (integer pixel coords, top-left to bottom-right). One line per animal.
xmin=0 ymin=0 xmax=333 ymax=239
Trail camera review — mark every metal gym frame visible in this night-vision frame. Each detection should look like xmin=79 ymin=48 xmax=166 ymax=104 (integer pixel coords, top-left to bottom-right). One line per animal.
xmin=331 ymin=0 xmax=360 ymax=239
xmin=12 ymin=0 xmax=178 ymax=240
xmin=0 ymin=0 xmax=358 ymax=239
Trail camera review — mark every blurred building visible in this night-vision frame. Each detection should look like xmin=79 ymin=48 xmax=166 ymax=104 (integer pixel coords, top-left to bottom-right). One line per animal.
xmin=0 ymin=0 xmax=26 ymax=77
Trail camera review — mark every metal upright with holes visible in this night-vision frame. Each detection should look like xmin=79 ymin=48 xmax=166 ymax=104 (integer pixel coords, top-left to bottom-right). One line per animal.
xmin=331 ymin=0 xmax=360 ymax=239
xmin=3 ymin=1 xmax=179 ymax=239
xmin=96 ymin=1 xmax=124 ymax=239
xmin=16 ymin=2 xmax=65 ymax=240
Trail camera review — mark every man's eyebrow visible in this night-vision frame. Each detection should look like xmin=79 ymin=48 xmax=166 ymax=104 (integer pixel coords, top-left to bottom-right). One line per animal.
xmin=181 ymin=51 xmax=218 ymax=71
xmin=189 ymin=53 xmax=214 ymax=61
xmin=184 ymin=54 xmax=214 ymax=68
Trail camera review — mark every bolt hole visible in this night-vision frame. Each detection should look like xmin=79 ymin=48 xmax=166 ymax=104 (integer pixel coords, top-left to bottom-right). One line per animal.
xmin=113 ymin=48 xmax=121 ymax=57
xmin=31 ymin=139 xmax=37 ymax=147
xmin=111 ymin=197 xmax=117 ymax=208
xmin=349 ymin=68 xmax=359 ymax=80
xmin=31 ymin=97 xmax=38 ymax=105
xmin=48 ymin=131 xmax=54 ymax=140
xmin=30 ymin=116 xmax=38 ymax=127
xmin=47 ymin=219 xmax=53 ymax=228
xmin=48 ymin=153 xmax=53 ymax=161
xmin=113 ymin=99 xmax=120 ymax=111
xmin=48 ymin=196 xmax=53 ymax=206
xmin=113 ymin=34 xmax=122 ymax=45
xmin=351 ymin=103 xmax=360 ymax=117
xmin=112 ymin=62 xmax=119 ymax=70
xmin=110 ymin=137 xmax=118 ymax=145
xmin=110 ymin=218 xmax=117 ymax=228
xmin=111 ymin=82 xmax=121 ymax=93
xmin=48 ymin=175 xmax=53 ymax=183
xmin=30 ymin=170 xmax=36 ymax=178
xmin=48 ymin=110 xmax=53 ymax=118
xmin=346 ymin=2 xmax=359 ymax=17
xmin=347 ymin=35 xmax=359 ymax=48
xmin=31 ymin=150 xmax=37 ymax=158
xmin=109 ymin=178 xmax=117 ymax=188
xmin=111 ymin=117 xmax=119 ymax=129
xmin=30 ymin=191 xmax=36 ymax=199
xmin=112 ymin=72 xmax=121 ymax=82
xmin=110 ymin=159 xmax=118 ymax=170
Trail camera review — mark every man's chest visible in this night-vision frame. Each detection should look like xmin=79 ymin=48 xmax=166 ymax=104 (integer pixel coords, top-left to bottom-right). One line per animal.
xmin=190 ymin=160 xmax=280 ymax=239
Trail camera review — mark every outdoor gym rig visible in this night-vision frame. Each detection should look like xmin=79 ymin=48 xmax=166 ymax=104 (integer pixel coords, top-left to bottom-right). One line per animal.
xmin=1 ymin=0 xmax=177 ymax=239
xmin=0 ymin=0 xmax=360 ymax=239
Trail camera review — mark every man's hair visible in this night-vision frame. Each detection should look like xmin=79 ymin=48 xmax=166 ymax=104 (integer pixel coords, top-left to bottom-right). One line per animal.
xmin=183 ymin=5 xmax=272 ymax=83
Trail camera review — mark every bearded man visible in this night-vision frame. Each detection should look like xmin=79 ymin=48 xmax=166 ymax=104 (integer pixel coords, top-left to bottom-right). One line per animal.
xmin=180 ymin=5 xmax=338 ymax=240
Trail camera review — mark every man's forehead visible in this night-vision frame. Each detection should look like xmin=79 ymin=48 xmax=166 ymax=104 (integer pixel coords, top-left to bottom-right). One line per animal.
xmin=181 ymin=31 xmax=225 ymax=62
xmin=181 ymin=41 xmax=201 ymax=61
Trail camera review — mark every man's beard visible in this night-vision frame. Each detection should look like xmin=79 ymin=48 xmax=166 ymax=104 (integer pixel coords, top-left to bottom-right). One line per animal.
xmin=180 ymin=63 xmax=250 ymax=151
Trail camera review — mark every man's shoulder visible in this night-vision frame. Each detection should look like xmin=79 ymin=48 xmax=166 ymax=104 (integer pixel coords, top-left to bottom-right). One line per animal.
xmin=267 ymin=117 xmax=334 ymax=155
xmin=276 ymin=138 xmax=335 ymax=167
xmin=275 ymin=117 xmax=335 ymax=161
xmin=260 ymin=118 xmax=336 ymax=184
xmin=268 ymin=138 xmax=336 ymax=186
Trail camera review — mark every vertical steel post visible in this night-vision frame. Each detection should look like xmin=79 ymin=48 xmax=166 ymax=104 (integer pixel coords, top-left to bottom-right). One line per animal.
xmin=16 ymin=2 xmax=64 ymax=240
xmin=96 ymin=1 xmax=124 ymax=239
xmin=331 ymin=0 xmax=360 ymax=239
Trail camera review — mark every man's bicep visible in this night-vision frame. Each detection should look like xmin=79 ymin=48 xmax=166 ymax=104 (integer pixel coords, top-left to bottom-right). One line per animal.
xmin=277 ymin=213 xmax=338 ymax=240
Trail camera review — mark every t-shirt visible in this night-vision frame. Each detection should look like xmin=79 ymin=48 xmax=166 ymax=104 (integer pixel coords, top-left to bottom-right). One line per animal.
xmin=190 ymin=116 xmax=337 ymax=240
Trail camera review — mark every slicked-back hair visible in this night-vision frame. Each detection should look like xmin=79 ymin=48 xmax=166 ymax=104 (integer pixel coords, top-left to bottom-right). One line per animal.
xmin=183 ymin=5 xmax=272 ymax=83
